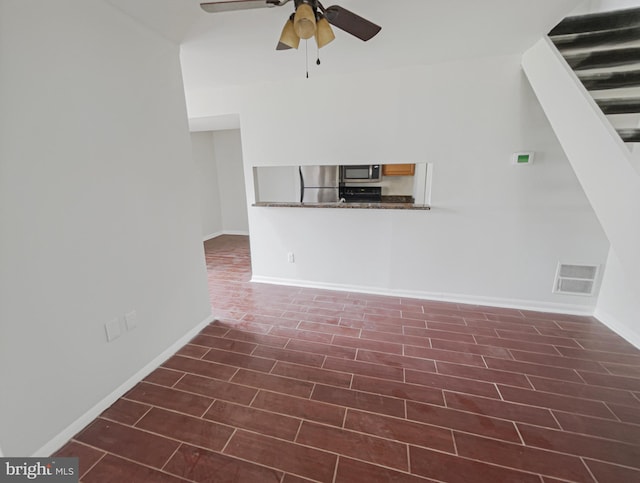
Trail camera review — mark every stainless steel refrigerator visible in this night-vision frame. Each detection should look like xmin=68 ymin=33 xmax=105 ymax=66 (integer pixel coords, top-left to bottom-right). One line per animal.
xmin=299 ymin=166 xmax=339 ymax=202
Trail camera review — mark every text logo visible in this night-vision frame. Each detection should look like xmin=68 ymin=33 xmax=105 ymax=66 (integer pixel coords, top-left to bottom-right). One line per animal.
xmin=0 ymin=458 xmax=78 ymax=482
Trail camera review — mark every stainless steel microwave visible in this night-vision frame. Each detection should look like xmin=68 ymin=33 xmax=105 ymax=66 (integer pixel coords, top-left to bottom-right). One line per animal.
xmin=340 ymin=165 xmax=382 ymax=182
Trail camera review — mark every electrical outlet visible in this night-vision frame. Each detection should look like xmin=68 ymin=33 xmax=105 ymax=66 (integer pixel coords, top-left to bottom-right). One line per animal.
xmin=105 ymin=318 xmax=121 ymax=342
xmin=287 ymin=252 xmax=295 ymax=263
xmin=125 ymin=310 xmax=138 ymax=331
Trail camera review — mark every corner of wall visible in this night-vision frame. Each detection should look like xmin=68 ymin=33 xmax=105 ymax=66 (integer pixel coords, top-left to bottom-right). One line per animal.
xmin=594 ymin=248 xmax=640 ymax=349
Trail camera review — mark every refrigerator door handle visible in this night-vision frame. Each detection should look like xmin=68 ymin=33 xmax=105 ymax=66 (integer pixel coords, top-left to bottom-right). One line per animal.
xmin=299 ymin=166 xmax=304 ymax=203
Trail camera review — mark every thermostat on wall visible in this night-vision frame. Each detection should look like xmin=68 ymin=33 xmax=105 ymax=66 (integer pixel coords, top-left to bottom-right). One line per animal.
xmin=512 ymin=152 xmax=534 ymax=165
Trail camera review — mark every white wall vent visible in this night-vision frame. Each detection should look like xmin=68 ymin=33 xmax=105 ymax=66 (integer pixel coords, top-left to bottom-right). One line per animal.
xmin=553 ymin=263 xmax=599 ymax=296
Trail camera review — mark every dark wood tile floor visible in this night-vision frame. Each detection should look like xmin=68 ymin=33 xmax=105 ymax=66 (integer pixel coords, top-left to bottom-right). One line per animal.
xmin=56 ymin=235 xmax=640 ymax=482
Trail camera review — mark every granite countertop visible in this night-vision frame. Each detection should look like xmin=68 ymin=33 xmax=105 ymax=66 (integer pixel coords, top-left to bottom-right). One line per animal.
xmin=380 ymin=195 xmax=415 ymax=203
xmin=253 ymin=201 xmax=430 ymax=210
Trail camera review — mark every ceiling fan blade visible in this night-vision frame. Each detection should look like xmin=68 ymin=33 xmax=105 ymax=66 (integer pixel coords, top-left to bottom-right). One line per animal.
xmin=200 ymin=0 xmax=288 ymax=14
xmin=324 ymin=5 xmax=381 ymax=41
xmin=276 ymin=42 xmax=293 ymax=50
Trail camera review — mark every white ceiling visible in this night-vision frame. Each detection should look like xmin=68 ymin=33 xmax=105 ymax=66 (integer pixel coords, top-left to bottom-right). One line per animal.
xmin=107 ymin=0 xmax=583 ymax=91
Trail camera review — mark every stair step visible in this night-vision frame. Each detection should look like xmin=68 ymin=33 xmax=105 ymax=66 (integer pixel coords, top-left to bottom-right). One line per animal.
xmin=550 ymin=7 xmax=640 ymax=36
xmin=578 ymin=69 xmax=640 ymax=90
xmin=551 ymin=26 xmax=640 ymax=51
xmin=563 ymin=47 xmax=640 ymax=70
xmin=595 ymin=98 xmax=640 ymax=114
xmin=617 ymin=128 xmax=640 ymax=141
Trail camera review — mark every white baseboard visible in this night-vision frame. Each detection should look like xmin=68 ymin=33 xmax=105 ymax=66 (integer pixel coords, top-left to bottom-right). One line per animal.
xmin=32 ymin=313 xmax=215 ymax=457
xmin=593 ymin=308 xmax=640 ymax=349
xmin=203 ymin=230 xmax=249 ymax=241
xmin=203 ymin=230 xmax=224 ymax=241
xmin=250 ymin=276 xmax=596 ymax=316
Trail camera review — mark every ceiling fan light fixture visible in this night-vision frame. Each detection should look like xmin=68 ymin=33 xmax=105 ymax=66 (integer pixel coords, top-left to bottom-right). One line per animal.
xmin=293 ymin=3 xmax=316 ymax=40
xmin=315 ymin=16 xmax=335 ymax=48
xmin=277 ymin=17 xmax=300 ymax=49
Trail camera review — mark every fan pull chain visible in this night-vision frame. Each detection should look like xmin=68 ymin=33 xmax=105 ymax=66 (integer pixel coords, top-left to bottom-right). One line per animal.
xmin=305 ymin=40 xmax=309 ymax=78
xmin=316 ymin=43 xmax=321 ymax=65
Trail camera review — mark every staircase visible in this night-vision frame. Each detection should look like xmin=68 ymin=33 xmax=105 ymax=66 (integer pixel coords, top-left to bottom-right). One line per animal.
xmin=548 ymin=7 xmax=640 ymax=143
xmin=521 ymin=7 xmax=640 ymax=312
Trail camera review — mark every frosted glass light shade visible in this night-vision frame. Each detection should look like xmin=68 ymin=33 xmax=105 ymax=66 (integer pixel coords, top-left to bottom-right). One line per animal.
xmin=294 ymin=3 xmax=316 ymax=39
xmin=278 ymin=18 xmax=300 ymax=49
xmin=315 ymin=17 xmax=335 ymax=48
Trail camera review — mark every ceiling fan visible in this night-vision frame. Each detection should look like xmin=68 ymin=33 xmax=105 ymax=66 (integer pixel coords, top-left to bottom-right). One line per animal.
xmin=200 ymin=0 xmax=381 ymax=50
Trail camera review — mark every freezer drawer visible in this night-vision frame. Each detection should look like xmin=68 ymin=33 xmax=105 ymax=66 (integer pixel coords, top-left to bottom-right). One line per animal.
xmin=301 ymin=187 xmax=339 ymax=203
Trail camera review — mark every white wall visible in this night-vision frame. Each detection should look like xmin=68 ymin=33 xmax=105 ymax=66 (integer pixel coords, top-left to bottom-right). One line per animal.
xmin=190 ymin=129 xmax=249 ymax=238
xmin=212 ymin=129 xmax=249 ymax=235
xmin=254 ymin=166 xmax=300 ymax=202
xmin=0 ymin=0 xmax=211 ymax=456
xmin=571 ymin=0 xmax=640 ymax=14
xmin=191 ymin=131 xmax=224 ymax=239
xmin=187 ymin=55 xmax=609 ymax=313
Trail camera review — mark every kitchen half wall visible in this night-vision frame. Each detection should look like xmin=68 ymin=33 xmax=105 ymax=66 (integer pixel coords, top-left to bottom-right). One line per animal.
xmin=187 ymin=55 xmax=609 ymax=313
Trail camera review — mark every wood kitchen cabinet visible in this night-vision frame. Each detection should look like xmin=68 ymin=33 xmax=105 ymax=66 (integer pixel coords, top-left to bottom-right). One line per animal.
xmin=382 ymin=164 xmax=415 ymax=176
